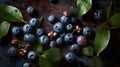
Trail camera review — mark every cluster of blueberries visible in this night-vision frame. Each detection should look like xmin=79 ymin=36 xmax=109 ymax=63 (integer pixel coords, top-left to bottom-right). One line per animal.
xmin=7 ymin=5 xmax=94 ymax=67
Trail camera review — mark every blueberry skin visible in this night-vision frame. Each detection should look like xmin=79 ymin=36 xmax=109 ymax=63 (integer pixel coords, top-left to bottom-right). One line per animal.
xmin=12 ymin=26 xmax=21 ymax=35
xmin=77 ymin=35 xmax=87 ymax=46
xmin=39 ymin=35 xmax=50 ymax=45
xmin=23 ymin=24 xmax=32 ymax=33
xmin=27 ymin=51 xmax=37 ymax=60
xmin=36 ymin=28 xmax=44 ymax=36
xmin=65 ymin=53 xmax=75 ymax=62
xmin=60 ymin=33 xmax=66 ymax=38
xmin=66 ymin=24 xmax=74 ymax=31
xmin=56 ymin=37 xmax=64 ymax=45
xmin=48 ymin=15 xmax=57 ymax=24
xmin=64 ymin=33 xmax=74 ymax=43
xmin=71 ymin=17 xmax=77 ymax=24
xmin=26 ymin=6 xmax=35 ymax=15
xmin=70 ymin=44 xmax=80 ymax=53
xmin=49 ymin=41 xmax=56 ymax=47
xmin=94 ymin=9 xmax=102 ymax=20
xmin=7 ymin=47 xmax=17 ymax=56
xmin=61 ymin=16 xmax=70 ymax=25
xmin=83 ymin=27 xmax=92 ymax=37
xmin=53 ymin=22 xmax=64 ymax=33
xmin=29 ymin=18 xmax=39 ymax=27
xmin=23 ymin=63 xmax=30 ymax=67
xmin=23 ymin=34 xmax=35 ymax=43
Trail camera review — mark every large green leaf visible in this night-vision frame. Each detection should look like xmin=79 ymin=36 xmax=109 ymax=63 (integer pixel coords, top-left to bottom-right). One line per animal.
xmin=0 ymin=5 xmax=25 ymax=22
xmin=82 ymin=46 xmax=94 ymax=56
xmin=110 ymin=13 xmax=120 ymax=27
xmin=0 ymin=21 xmax=10 ymax=39
xmin=42 ymin=48 xmax=63 ymax=61
xmin=77 ymin=0 xmax=92 ymax=16
xmin=94 ymin=23 xmax=110 ymax=56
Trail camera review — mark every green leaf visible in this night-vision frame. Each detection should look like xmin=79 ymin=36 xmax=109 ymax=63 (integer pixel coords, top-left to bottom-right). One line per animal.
xmin=106 ymin=5 xmax=112 ymax=20
xmin=82 ymin=46 xmax=94 ymax=56
xmin=0 ymin=5 xmax=25 ymax=22
xmin=33 ymin=43 xmax=43 ymax=53
xmin=36 ymin=17 xmax=44 ymax=28
xmin=92 ymin=57 xmax=102 ymax=67
xmin=110 ymin=13 xmax=120 ymax=27
xmin=42 ymin=48 xmax=63 ymax=61
xmin=94 ymin=23 xmax=110 ymax=56
xmin=0 ymin=21 xmax=10 ymax=39
xmin=77 ymin=0 xmax=92 ymax=16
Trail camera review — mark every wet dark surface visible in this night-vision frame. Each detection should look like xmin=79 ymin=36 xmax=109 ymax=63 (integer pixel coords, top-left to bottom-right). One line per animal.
xmin=0 ymin=0 xmax=120 ymax=67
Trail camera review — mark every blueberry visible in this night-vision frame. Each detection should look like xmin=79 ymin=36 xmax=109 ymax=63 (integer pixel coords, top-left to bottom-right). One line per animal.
xmin=7 ymin=47 xmax=17 ymax=56
xmin=39 ymin=35 xmax=50 ymax=45
xmin=60 ymin=33 xmax=66 ymax=38
xmin=94 ymin=9 xmax=102 ymax=20
xmin=29 ymin=18 xmax=39 ymax=27
xmin=71 ymin=17 xmax=77 ymax=24
xmin=61 ymin=16 xmax=70 ymax=25
xmin=23 ymin=34 xmax=35 ymax=43
xmin=48 ymin=15 xmax=57 ymax=24
xmin=65 ymin=53 xmax=75 ymax=62
xmin=49 ymin=41 xmax=56 ymax=47
xmin=36 ymin=28 xmax=44 ymax=36
xmin=64 ymin=33 xmax=74 ymax=43
xmin=66 ymin=24 xmax=74 ymax=31
xmin=83 ymin=27 xmax=92 ymax=37
xmin=23 ymin=24 xmax=32 ymax=33
xmin=53 ymin=22 xmax=64 ymax=33
xmin=77 ymin=35 xmax=87 ymax=46
xmin=70 ymin=44 xmax=80 ymax=53
xmin=12 ymin=26 xmax=21 ymax=35
xmin=27 ymin=51 xmax=37 ymax=60
xmin=56 ymin=37 xmax=64 ymax=45
xmin=26 ymin=6 xmax=35 ymax=15
xmin=23 ymin=63 xmax=30 ymax=67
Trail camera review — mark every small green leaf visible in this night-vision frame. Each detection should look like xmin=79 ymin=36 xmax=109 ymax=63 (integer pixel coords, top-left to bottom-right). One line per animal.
xmin=0 ymin=5 xmax=25 ymax=22
xmin=94 ymin=23 xmax=110 ymax=56
xmin=77 ymin=0 xmax=92 ymax=16
xmin=33 ymin=43 xmax=43 ymax=53
xmin=110 ymin=13 xmax=120 ymax=27
xmin=92 ymin=57 xmax=102 ymax=67
xmin=82 ymin=46 xmax=93 ymax=56
xmin=0 ymin=21 xmax=10 ymax=39
xmin=42 ymin=48 xmax=63 ymax=61
xmin=106 ymin=5 xmax=112 ymax=20
xmin=37 ymin=17 xmax=44 ymax=28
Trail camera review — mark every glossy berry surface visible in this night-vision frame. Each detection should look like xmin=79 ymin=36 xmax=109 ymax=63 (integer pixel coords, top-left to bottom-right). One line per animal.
xmin=65 ymin=53 xmax=75 ymax=62
xmin=29 ymin=18 xmax=39 ymax=27
xmin=27 ymin=51 xmax=37 ymax=60
xmin=64 ymin=33 xmax=74 ymax=43
xmin=70 ymin=44 xmax=80 ymax=53
xmin=83 ymin=27 xmax=92 ymax=37
xmin=48 ymin=15 xmax=57 ymax=24
xmin=23 ymin=34 xmax=35 ymax=43
xmin=56 ymin=37 xmax=64 ymax=45
xmin=7 ymin=47 xmax=17 ymax=56
xmin=66 ymin=24 xmax=74 ymax=31
xmin=39 ymin=35 xmax=50 ymax=45
xmin=53 ymin=22 xmax=64 ymax=33
xmin=26 ymin=6 xmax=35 ymax=15
xmin=61 ymin=16 xmax=70 ymax=25
xmin=94 ymin=9 xmax=102 ymax=20
xmin=23 ymin=63 xmax=30 ymax=67
xmin=77 ymin=35 xmax=87 ymax=46
xmin=23 ymin=24 xmax=32 ymax=33
xmin=12 ymin=26 xmax=21 ymax=35
xmin=36 ymin=28 xmax=44 ymax=36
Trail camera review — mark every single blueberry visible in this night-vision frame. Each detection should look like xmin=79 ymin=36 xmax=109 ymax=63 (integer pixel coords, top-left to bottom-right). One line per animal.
xmin=23 ymin=34 xmax=35 ymax=43
xmin=65 ymin=53 xmax=75 ymax=62
xmin=53 ymin=22 xmax=64 ymax=33
xmin=26 ymin=6 xmax=35 ymax=15
xmin=12 ymin=26 xmax=21 ymax=35
xmin=64 ymin=33 xmax=74 ymax=43
xmin=39 ymin=35 xmax=50 ymax=45
xmin=29 ymin=18 xmax=39 ymax=27
xmin=61 ymin=16 xmax=70 ymax=25
xmin=23 ymin=24 xmax=32 ymax=33
xmin=27 ymin=51 xmax=37 ymax=60
xmin=48 ymin=15 xmax=57 ymax=24
xmin=70 ymin=44 xmax=80 ymax=53
xmin=66 ymin=24 xmax=74 ymax=31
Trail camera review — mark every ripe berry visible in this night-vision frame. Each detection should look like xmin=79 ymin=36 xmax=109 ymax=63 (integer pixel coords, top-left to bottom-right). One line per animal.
xmin=7 ymin=47 xmax=17 ymax=56
xmin=56 ymin=37 xmax=64 ymax=45
xmin=61 ymin=16 xmax=70 ymax=25
xmin=27 ymin=51 xmax=37 ymax=60
xmin=29 ymin=18 xmax=39 ymax=27
xmin=70 ymin=44 xmax=80 ymax=53
xmin=48 ymin=15 xmax=57 ymax=24
xmin=66 ymin=24 xmax=74 ymax=31
xmin=36 ymin=28 xmax=44 ymax=36
xmin=94 ymin=9 xmax=102 ymax=20
xmin=12 ymin=26 xmax=21 ymax=35
xmin=64 ymin=33 xmax=74 ymax=43
xmin=65 ymin=53 xmax=75 ymax=62
xmin=23 ymin=24 xmax=32 ymax=33
xmin=39 ymin=35 xmax=50 ymax=45
xmin=26 ymin=6 xmax=35 ymax=15
xmin=53 ymin=22 xmax=64 ymax=33
xmin=83 ymin=27 xmax=92 ymax=37
xmin=23 ymin=34 xmax=35 ymax=43
xmin=77 ymin=35 xmax=87 ymax=46
xmin=23 ymin=62 xmax=30 ymax=67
